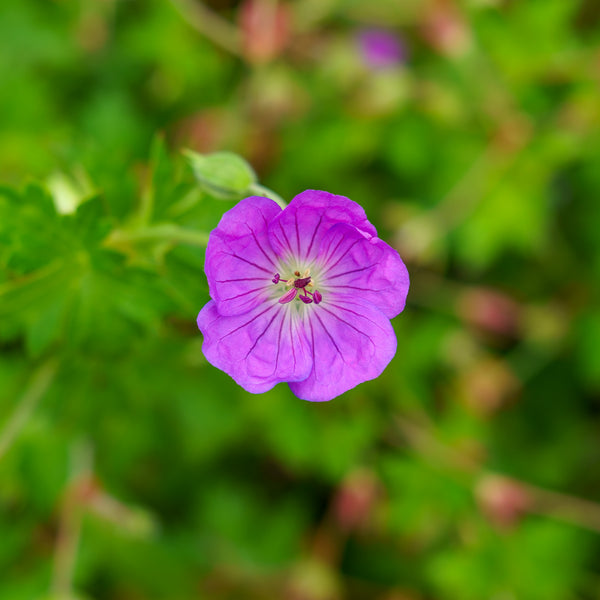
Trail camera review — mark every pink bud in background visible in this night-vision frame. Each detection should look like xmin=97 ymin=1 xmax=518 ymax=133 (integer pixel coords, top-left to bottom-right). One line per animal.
xmin=173 ymin=108 xmax=229 ymax=154
xmin=333 ymin=469 xmax=379 ymax=532
xmin=239 ymin=0 xmax=290 ymax=64
xmin=421 ymin=0 xmax=471 ymax=57
xmin=476 ymin=475 xmax=532 ymax=528
xmin=457 ymin=287 xmax=521 ymax=338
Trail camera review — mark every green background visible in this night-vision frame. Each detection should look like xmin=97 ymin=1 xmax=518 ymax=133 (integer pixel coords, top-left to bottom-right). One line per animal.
xmin=1 ymin=0 xmax=600 ymax=598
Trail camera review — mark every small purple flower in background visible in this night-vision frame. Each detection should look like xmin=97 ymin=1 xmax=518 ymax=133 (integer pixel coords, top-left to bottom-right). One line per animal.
xmin=197 ymin=190 xmax=409 ymax=402
xmin=357 ymin=28 xmax=406 ymax=69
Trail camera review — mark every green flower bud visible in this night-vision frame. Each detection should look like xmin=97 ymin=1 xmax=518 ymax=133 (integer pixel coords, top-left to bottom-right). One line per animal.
xmin=184 ymin=150 xmax=257 ymax=199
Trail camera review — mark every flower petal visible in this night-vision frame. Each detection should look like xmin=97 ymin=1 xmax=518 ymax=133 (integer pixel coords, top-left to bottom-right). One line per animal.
xmin=205 ymin=196 xmax=282 ymax=316
xmin=267 ymin=190 xmax=377 ymax=265
xmin=288 ymin=298 xmax=397 ymax=402
xmin=317 ymin=222 xmax=409 ymax=318
xmin=197 ymin=300 xmax=313 ymax=394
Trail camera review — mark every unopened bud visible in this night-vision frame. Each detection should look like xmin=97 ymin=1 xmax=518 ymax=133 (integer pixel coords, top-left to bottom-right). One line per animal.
xmin=239 ymin=0 xmax=290 ymax=64
xmin=476 ymin=475 xmax=531 ymax=528
xmin=421 ymin=0 xmax=471 ymax=57
xmin=333 ymin=469 xmax=379 ymax=532
xmin=457 ymin=287 xmax=521 ymax=338
xmin=184 ymin=150 xmax=257 ymax=199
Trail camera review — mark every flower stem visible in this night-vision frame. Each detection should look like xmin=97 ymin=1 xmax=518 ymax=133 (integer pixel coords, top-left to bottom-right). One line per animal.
xmin=167 ymin=0 xmax=241 ymax=56
xmin=394 ymin=413 xmax=600 ymax=535
xmin=0 ymin=358 xmax=58 ymax=461
xmin=249 ymin=183 xmax=287 ymax=209
xmin=51 ymin=440 xmax=94 ymax=600
xmin=519 ymin=482 xmax=600 ymax=534
xmin=104 ymin=225 xmax=210 ymax=249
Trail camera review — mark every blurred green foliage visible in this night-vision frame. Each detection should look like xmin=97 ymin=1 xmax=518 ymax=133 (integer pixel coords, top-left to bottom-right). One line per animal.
xmin=1 ymin=0 xmax=600 ymax=599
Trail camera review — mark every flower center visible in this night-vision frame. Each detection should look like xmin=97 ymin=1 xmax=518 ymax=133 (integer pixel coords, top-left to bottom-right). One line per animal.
xmin=272 ymin=269 xmax=323 ymax=305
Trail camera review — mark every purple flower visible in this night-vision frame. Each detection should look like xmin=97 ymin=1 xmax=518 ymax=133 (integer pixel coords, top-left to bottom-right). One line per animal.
xmin=357 ymin=29 xmax=405 ymax=69
xmin=197 ymin=190 xmax=409 ymax=402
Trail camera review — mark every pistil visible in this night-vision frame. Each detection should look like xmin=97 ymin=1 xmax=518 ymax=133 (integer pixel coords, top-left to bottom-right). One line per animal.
xmin=272 ymin=271 xmax=322 ymax=305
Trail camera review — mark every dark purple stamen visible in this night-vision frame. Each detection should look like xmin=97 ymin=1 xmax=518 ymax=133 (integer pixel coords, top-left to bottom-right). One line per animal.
xmin=294 ymin=276 xmax=312 ymax=288
xmin=272 ymin=272 xmax=323 ymax=305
